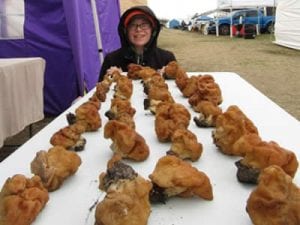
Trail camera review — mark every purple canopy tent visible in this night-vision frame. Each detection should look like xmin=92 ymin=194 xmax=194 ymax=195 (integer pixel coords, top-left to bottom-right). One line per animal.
xmin=0 ymin=0 xmax=121 ymax=116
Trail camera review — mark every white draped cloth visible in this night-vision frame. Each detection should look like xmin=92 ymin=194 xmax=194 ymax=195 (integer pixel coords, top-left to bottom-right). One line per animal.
xmin=0 ymin=57 xmax=45 ymax=147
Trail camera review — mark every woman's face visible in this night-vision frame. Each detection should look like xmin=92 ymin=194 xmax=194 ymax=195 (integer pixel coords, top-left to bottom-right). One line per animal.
xmin=127 ymin=18 xmax=152 ymax=50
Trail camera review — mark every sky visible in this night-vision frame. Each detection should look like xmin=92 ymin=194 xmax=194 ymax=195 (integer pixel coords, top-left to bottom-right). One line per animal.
xmin=148 ymin=0 xmax=218 ymax=20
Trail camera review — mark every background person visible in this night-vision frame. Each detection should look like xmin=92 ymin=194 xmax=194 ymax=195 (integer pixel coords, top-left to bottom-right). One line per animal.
xmin=98 ymin=5 xmax=176 ymax=81
xmin=236 ymin=13 xmax=244 ymax=37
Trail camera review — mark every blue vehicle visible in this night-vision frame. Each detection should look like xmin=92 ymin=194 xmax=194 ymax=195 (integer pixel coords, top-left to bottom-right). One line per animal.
xmin=207 ymin=8 xmax=275 ymax=35
xmin=190 ymin=15 xmax=213 ymax=31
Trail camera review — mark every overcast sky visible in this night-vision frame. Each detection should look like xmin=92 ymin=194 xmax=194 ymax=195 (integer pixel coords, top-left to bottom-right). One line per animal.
xmin=148 ymin=0 xmax=218 ymax=20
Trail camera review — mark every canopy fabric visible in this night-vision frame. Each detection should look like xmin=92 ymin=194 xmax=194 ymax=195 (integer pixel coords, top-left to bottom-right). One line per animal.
xmin=274 ymin=0 xmax=300 ymax=50
xmin=168 ymin=19 xmax=181 ymax=28
xmin=218 ymin=0 xmax=277 ymax=8
xmin=0 ymin=0 xmax=121 ymax=116
xmin=96 ymin=0 xmax=121 ymax=57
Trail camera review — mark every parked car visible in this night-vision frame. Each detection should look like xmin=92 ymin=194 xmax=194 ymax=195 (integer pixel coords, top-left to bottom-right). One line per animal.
xmin=189 ymin=15 xmax=213 ymax=32
xmin=206 ymin=8 xmax=275 ymax=35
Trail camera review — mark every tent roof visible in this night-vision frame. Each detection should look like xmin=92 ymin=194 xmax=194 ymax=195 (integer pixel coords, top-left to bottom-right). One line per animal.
xmin=218 ymin=0 xmax=277 ymax=9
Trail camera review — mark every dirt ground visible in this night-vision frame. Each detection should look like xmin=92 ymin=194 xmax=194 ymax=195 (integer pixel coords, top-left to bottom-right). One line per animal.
xmin=158 ymin=28 xmax=300 ymax=121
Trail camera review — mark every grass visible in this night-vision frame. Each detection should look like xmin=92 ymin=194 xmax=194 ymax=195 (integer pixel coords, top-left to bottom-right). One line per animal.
xmin=158 ymin=28 xmax=300 ymax=120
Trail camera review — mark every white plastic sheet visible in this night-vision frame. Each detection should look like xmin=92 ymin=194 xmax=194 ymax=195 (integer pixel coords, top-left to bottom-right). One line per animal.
xmin=274 ymin=0 xmax=300 ymax=50
xmin=0 ymin=72 xmax=299 ymax=225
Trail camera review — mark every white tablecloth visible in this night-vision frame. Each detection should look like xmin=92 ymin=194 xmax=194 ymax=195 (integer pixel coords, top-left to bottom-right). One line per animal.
xmin=0 ymin=57 xmax=45 ymax=147
xmin=0 ymin=72 xmax=299 ymax=225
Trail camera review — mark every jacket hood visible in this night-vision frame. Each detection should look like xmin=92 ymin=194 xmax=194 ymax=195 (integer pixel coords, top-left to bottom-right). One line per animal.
xmin=118 ymin=5 xmax=161 ymax=52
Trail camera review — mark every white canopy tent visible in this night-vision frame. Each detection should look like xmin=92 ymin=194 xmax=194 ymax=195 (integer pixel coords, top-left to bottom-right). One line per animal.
xmin=215 ymin=0 xmax=277 ymax=36
xmin=274 ymin=0 xmax=300 ymax=50
xmin=218 ymin=0 xmax=277 ymax=9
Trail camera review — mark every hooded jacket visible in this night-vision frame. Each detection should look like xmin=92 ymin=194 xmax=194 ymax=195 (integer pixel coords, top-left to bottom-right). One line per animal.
xmin=98 ymin=5 xmax=176 ymax=81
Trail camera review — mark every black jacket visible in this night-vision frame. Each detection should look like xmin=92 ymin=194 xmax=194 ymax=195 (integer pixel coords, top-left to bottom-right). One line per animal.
xmin=98 ymin=6 xmax=176 ymax=81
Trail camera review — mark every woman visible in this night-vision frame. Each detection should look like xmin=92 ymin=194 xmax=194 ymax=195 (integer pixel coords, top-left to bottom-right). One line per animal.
xmin=98 ymin=5 xmax=176 ymax=81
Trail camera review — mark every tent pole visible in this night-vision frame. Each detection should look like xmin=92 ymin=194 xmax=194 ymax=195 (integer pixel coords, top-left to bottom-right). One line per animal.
xmin=256 ymin=7 xmax=260 ymax=35
xmin=216 ymin=7 xmax=219 ymax=36
xmin=90 ymin=0 xmax=104 ymax=64
xmin=230 ymin=4 xmax=233 ymax=38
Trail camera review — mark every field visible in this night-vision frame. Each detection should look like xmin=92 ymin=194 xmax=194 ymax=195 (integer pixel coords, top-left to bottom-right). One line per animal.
xmin=158 ymin=28 xmax=300 ymax=120
xmin=1 ymin=27 xmax=300 ymax=162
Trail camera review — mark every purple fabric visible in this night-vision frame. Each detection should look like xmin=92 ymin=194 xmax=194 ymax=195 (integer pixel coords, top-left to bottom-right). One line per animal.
xmin=0 ymin=0 xmax=121 ymax=115
xmin=0 ymin=0 xmax=79 ymax=115
xmin=0 ymin=40 xmax=27 ymax=56
xmin=25 ymin=0 xmax=80 ymax=115
xmin=62 ymin=0 xmax=99 ymax=92
xmin=96 ymin=0 xmax=121 ymax=56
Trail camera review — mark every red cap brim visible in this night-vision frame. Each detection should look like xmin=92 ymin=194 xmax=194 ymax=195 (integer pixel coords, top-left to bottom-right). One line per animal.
xmin=124 ymin=10 xmax=155 ymax=28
